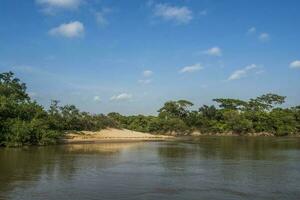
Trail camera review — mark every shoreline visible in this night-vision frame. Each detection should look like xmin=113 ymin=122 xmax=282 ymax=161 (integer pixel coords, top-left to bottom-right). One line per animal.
xmin=61 ymin=128 xmax=300 ymax=145
xmin=61 ymin=128 xmax=174 ymax=144
xmin=191 ymin=132 xmax=300 ymax=137
xmin=60 ymin=138 xmax=171 ymax=144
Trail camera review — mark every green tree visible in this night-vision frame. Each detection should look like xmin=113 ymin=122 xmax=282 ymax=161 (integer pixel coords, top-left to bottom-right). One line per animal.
xmin=292 ymin=106 xmax=300 ymax=133
xmin=0 ymin=72 xmax=62 ymax=146
xmin=248 ymin=93 xmax=286 ymax=111
xmin=158 ymin=100 xmax=193 ymax=120
xmin=223 ymin=110 xmax=253 ymax=134
xmin=213 ymin=98 xmax=248 ymax=111
xmin=0 ymin=71 xmax=29 ymax=102
xmin=268 ymin=108 xmax=296 ymax=136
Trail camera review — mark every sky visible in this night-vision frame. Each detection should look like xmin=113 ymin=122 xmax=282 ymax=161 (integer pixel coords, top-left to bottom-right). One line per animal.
xmin=0 ymin=0 xmax=300 ymax=115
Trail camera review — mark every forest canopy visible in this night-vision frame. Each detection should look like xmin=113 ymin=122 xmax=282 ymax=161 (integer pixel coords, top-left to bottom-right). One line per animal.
xmin=0 ymin=72 xmax=299 ymax=146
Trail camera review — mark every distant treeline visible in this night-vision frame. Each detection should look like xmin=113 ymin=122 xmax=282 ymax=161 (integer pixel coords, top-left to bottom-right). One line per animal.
xmin=1 ymin=72 xmax=299 ymax=146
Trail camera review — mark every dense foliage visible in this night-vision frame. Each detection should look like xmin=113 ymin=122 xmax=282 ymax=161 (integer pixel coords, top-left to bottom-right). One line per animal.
xmin=0 ymin=72 xmax=117 ymax=147
xmin=0 ymin=72 xmax=60 ymax=146
xmin=1 ymin=71 xmax=299 ymax=146
xmin=112 ymin=95 xmax=300 ymax=136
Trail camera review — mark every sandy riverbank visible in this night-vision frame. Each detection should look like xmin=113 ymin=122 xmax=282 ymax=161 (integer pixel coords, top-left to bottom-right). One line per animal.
xmin=61 ymin=128 xmax=173 ymax=144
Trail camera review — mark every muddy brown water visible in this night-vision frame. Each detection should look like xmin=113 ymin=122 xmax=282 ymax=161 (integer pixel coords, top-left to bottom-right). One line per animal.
xmin=0 ymin=137 xmax=300 ymax=200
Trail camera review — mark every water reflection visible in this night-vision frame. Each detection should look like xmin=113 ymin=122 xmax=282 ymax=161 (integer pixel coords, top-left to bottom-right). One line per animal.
xmin=65 ymin=142 xmax=143 ymax=154
xmin=0 ymin=138 xmax=300 ymax=199
xmin=155 ymin=137 xmax=300 ymax=199
xmin=0 ymin=142 xmax=142 ymax=199
xmin=182 ymin=136 xmax=300 ymax=160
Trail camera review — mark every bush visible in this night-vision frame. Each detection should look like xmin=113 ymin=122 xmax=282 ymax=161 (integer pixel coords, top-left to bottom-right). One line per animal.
xmin=3 ymin=118 xmax=62 ymax=147
xmin=1 ymin=71 xmax=299 ymax=147
xmin=159 ymin=118 xmax=189 ymax=134
xmin=223 ymin=110 xmax=253 ymax=134
xmin=5 ymin=119 xmax=32 ymax=146
xmin=269 ymin=109 xmax=297 ymax=136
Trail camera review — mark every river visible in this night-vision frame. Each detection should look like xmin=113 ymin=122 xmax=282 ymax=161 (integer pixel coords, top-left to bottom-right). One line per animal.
xmin=0 ymin=137 xmax=300 ymax=199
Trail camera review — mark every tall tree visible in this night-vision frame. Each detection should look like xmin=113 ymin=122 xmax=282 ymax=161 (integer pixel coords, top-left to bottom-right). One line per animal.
xmin=158 ymin=100 xmax=193 ymax=119
xmin=0 ymin=71 xmax=29 ymax=102
xmin=248 ymin=93 xmax=286 ymax=111
xmin=213 ymin=98 xmax=248 ymax=111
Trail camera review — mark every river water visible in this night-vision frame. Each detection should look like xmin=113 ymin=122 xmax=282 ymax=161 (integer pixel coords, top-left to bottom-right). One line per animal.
xmin=0 ymin=137 xmax=300 ymax=200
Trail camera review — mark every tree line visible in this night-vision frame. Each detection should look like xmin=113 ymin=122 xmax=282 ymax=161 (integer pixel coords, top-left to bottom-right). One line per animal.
xmin=1 ymin=72 xmax=299 ymax=146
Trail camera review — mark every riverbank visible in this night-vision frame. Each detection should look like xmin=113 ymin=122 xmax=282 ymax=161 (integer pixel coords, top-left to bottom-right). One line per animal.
xmin=190 ymin=131 xmax=300 ymax=137
xmin=190 ymin=131 xmax=275 ymax=136
xmin=61 ymin=129 xmax=300 ymax=144
xmin=61 ymin=128 xmax=173 ymax=144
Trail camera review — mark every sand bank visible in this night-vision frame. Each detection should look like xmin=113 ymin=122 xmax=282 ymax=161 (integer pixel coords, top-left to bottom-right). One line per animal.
xmin=61 ymin=128 xmax=172 ymax=144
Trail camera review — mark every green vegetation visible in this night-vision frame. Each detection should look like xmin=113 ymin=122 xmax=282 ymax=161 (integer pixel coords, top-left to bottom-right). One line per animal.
xmin=113 ymin=97 xmax=300 ymax=136
xmin=0 ymin=72 xmax=117 ymax=147
xmin=1 ymin=71 xmax=300 ymax=146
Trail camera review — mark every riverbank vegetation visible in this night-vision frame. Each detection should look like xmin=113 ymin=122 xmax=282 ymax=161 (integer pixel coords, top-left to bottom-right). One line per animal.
xmin=1 ymin=72 xmax=299 ymax=146
xmin=110 ymin=97 xmax=300 ymax=136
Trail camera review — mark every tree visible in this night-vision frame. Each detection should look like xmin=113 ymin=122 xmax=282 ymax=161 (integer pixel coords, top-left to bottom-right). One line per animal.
xmin=292 ymin=106 xmax=300 ymax=133
xmin=248 ymin=93 xmax=286 ymax=111
xmin=47 ymin=100 xmax=65 ymax=131
xmin=223 ymin=110 xmax=253 ymax=134
xmin=244 ymin=110 xmax=269 ymax=132
xmin=199 ymin=105 xmax=219 ymax=120
xmin=1 ymin=71 xmax=299 ymax=146
xmin=0 ymin=72 xmax=62 ymax=146
xmin=59 ymin=104 xmax=82 ymax=130
xmin=158 ymin=100 xmax=193 ymax=120
xmin=268 ymin=108 xmax=297 ymax=136
xmin=0 ymin=71 xmax=29 ymax=102
xmin=213 ymin=98 xmax=248 ymax=111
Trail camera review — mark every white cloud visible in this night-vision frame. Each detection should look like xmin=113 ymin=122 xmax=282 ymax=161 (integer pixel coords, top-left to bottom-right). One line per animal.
xmin=290 ymin=60 xmax=300 ymax=69
xmin=138 ymin=79 xmax=152 ymax=84
xmin=49 ymin=21 xmax=84 ymax=38
xmin=247 ymin=27 xmax=256 ymax=34
xmin=36 ymin=0 xmax=81 ymax=14
xmin=139 ymin=70 xmax=153 ymax=84
xmin=179 ymin=63 xmax=203 ymax=73
xmin=228 ymin=64 xmax=258 ymax=81
xmin=36 ymin=0 xmax=81 ymax=8
xmin=153 ymin=4 xmax=193 ymax=24
xmin=143 ymin=70 xmax=153 ymax=77
xmin=110 ymin=93 xmax=132 ymax=101
xmin=93 ymin=96 xmax=101 ymax=102
xmin=203 ymin=46 xmax=222 ymax=56
xmin=259 ymin=33 xmax=270 ymax=42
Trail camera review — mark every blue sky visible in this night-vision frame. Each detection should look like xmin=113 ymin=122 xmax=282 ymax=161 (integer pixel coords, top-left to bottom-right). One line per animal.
xmin=0 ymin=0 xmax=300 ymax=115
